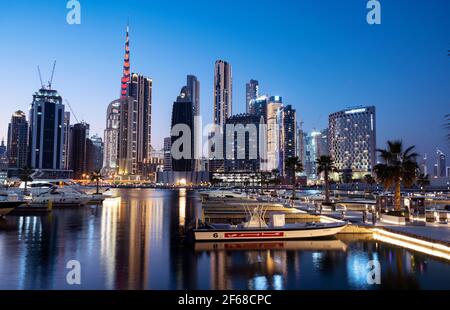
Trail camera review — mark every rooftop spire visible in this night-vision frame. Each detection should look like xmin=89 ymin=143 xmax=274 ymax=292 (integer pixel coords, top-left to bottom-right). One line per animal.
xmin=120 ymin=23 xmax=130 ymax=98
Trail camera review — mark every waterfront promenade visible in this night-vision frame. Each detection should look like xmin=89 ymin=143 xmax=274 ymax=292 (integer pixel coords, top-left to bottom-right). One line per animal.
xmin=315 ymin=208 xmax=450 ymax=260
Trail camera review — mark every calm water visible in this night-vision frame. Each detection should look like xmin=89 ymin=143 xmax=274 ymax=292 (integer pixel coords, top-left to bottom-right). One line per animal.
xmin=0 ymin=189 xmax=449 ymax=290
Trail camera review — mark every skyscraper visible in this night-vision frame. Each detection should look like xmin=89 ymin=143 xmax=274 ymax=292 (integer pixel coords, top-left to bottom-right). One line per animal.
xmin=129 ymin=73 xmax=153 ymax=174
xmin=266 ymin=96 xmax=283 ymax=171
xmin=210 ymin=60 xmax=232 ymax=172
xmin=62 ymin=111 xmax=71 ymax=169
xmin=186 ymin=75 xmax=200 ymax=117
xmin=282 ymin=105 xmax=296 ymax=176
xmin=69 ymin=122 xmax=89 ymax=179
xmin=87 ymin=135 xmax=104 ymax=173
xmin=7 ymin=111 xmax=28 ymax=169
xmin=224 ymin=113 xmax=262 ymax=172
xmin=120 ymin=24 xmax=131 ymax=99
xmin=436 ymin=149 xmax=446 ymax=177
xmin=163 ymin=137 xmax=172 ymax=172
xmin=103 ymin=100 xmax=120 ymax=176
xmin=421 ymin=153 xmax=428 ymax=176
xmin=115 ymin=25 xmax=153 ymax=177
xmin=0 ymin=139 xmax=6 ymax=162
xmin=171 ymin=87 xmax=194 ymax=172
xmin=28 ymin=88 xmax=65 ymax=170
xmin=304 ymin=132 xmax=319 ymax=179
xmin=328 ymin=106 xmax=376 ymax=176
xmin=0 ymin=138 xmax=7 ymax=170
xmin=248 ymin=95 xmax=268 ymax=120
xmin=315 ymin=128 xmax=329 ymax=157
xmin=117 ymin=74 xmax=152 ymax=175
xmin=246 ymin=79 xmax=259 ymax=114
xmin=186 ymin=75 xmax=201 ymax=171
xmin=213 ymin=60 xmax=232 ymax=127
xmin=296 ymin=121 xmax=305 ymax=165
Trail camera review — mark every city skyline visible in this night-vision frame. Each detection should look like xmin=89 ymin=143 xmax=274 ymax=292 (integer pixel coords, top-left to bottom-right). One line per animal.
xmin=0 ymin=0 xmax=449 ymax=164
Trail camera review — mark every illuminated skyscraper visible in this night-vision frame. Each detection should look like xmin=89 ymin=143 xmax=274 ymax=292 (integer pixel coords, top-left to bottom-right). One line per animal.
xmin=328 ymin=106 xmax=376 ymax=176
xmin=186 ymin=75 xmax=201 ymax=171
xmin=266 ymin=96 xmax=283 ymax=171
xmin=171 ymin=87 xmax=194 ymax=172
xmin=0 ymin=139 xmax=7 ymax=170
xmin=7 ymin=110 xmax=28 ymax=169
xmin=246 ymin=79 xmax=259 ymax=114
xmin=87 ymin=135 xmax=104 ymax=173
xmin=210 ymin=60 xmax=232 ymax=172
xmin=316 ymin=128 xmax=329 ymax=157
xmin=120 ymin=24 xmax=131 ymax=99
xmin=62 ymin=111 xmax=71 ymax=169
xmin=421 ymin=153 xmax=428 ymax=176
xmin=296 ymin=122 xmax=305 ymax=165
xmin=28 ymin=88 xmax=65 ymax=170
xmin=282 ymin=105 xmax=296 ymax=176
xmin=163 ymin=137 xmax=172 ymax=172
xmin=248 ymin=95 xmax=268 ymax=119
xmin=213 ymin=60 xmax=232 ymax=127
xmin=186 ymin=75 xmax=200 ymax=117
xmin=115 ymin=25 xmax=153 ymax=177
xmin=224 ymin=113 xmax=262 ymax=172
xmin=0 ymin=139 xmax=6 ymax=161
xmin=69 ymin=122 xmax=89 ymax=179
xmin=304 ymin=131 xmax=319 ymax=179
xmin=436 ymin=149 xmax=446 ymax=177
xmin=103 ymin=100 xmax=121 ymax=176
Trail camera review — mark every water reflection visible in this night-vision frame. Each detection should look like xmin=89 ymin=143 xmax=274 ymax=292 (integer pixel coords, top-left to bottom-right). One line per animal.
xmin=179 ymin=189 xmax=186 ymax=228
xmin=100 ymin=198 xmax=119 ymax=289
xmin=0 ymin=189 xmax=449 ymax=290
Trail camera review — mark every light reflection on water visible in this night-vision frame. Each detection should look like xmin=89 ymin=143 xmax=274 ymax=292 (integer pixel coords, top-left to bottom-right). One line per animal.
xmin=0 ymin=189 xmax=449 ymax=290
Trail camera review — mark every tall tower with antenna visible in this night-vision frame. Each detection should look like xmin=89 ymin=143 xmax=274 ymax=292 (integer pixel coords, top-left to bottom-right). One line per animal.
xmin=120 ymin=24 xmax=131 ymax=98
xmin=120 ymin=23 xmax=152 ymax=176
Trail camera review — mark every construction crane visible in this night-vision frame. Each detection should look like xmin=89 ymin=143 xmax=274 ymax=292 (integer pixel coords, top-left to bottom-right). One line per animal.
xmin=37 ymin=61 xmax=56 ymax=89
xmin=48 ymin=60 xmax=56 ymax=89
xmin=37 ymin=66 xmax=44 ymax=88
xmin=64 ymin=98 xmax=80 ymax=124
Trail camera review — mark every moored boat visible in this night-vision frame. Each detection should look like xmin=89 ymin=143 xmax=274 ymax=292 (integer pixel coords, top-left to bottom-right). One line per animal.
xmin=31 ymin=188 xmax=92 ymax=207
xmin=0 ymin=201 xmax=26 ymax=217
xmin=192 ymin=206 xmax=347 ymax=242
xmin=0 ymin=191 xmax=27 ymax=217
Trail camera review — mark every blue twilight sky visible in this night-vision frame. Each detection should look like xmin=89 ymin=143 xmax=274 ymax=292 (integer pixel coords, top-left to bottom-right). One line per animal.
xmin=0 ymin=0 xmax=449 ymax=165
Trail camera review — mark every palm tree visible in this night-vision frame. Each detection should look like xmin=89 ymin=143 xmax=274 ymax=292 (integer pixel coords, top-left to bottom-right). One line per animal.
xmin=90 ymin=170 xmax=103 ymax=195
xmin=260 ymin=171 xmax=271 ymax=194
xmin=316 ymin=156 xmax=337 ymax=204
xmin=374 ymin=141 xmax=419 ymax=211
xmin=19 ymin=167 xmax=34 ymax=195
xmin=249 ymin=175 xmax=257 ymax=193
xmin=271 ymin=169 xmax=280 ymax=189
xmin=341 ymin=168 xmax=353 ymax=184
xmin=363 ymin=174 xmax=376 ymax=192
xmin=243 ymin=179 xmax=250 ymax=193
xmin=285 ymin=156 xmax=304 ymax=200
xmin=416 ymin=173 xmax=430 ymax=194
xmin=210 ymin=178 xmax=221 ymax=187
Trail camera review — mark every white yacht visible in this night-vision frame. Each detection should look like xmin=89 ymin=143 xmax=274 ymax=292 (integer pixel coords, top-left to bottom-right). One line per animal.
xmin=31 ymin=188 xmax=92 ymax=207
xmin=16 ymin=180 xmax=109 ymax=196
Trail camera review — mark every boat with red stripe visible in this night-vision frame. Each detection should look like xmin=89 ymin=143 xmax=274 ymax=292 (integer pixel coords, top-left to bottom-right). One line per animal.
xmin=193 ymin=206 xmax=347 ymax=242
